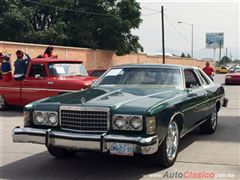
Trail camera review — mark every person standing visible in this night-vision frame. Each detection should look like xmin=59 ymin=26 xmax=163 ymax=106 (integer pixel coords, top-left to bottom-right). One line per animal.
xmin=203 ymin=62 xmax=214 ymax=81
xmin=14 ymin=50 xmax=31 ymax=80
xmin=43 ymin=46 xmax=58 ymax=58
xmin=1 ymin=55 xmax=13 ymax=81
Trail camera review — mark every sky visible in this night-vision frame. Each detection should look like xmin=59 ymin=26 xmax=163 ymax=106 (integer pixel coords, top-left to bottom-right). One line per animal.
xmin=133 ymin=0 xmax=239 ymax=60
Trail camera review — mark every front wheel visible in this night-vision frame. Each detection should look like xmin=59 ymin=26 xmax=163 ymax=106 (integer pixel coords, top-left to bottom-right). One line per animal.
xmin=200 ymin=106 xmax=218 ymax=134
xmin=47 ymin=146 xmax=77 ymax=158
xmin=150 ymin=120 xmax=180 ymax=167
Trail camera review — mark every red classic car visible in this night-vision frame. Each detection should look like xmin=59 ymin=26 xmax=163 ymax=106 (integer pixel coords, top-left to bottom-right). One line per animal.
xmin=225 ymin=67 xmax=240 ymax=85
xmin=0 ymin=58 xmax=97 ymax=110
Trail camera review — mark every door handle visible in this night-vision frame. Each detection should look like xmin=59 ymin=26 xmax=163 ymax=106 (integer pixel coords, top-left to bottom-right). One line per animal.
xmin=48 ymin=81 xmax=54 ymax=85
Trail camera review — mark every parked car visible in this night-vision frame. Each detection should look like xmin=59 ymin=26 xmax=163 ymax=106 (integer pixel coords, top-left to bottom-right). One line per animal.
xmin=215 ymin=66 xmax=228 ymax=74
xmin=87 ymin=69 xmax=106 ymax=77
xmin=12 ymin=64 xmax=228 ymax=167
xmin=225 ymin=67 xmax=240 ymax=85
xmin=0 ymin=58 xmax=97 ymax=110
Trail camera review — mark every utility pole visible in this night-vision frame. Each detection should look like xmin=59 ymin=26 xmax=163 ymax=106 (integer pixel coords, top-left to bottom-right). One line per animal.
xmin=191 ymin=24 xmax=193 ymax=58
xmin=161 ymin=6 xmax=165 ymax=64
xmin=219 ymin=39 xmax=222 ymax=61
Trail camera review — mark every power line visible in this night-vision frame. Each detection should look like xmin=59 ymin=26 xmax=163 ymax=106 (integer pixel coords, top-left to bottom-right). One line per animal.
xmin=165 ymin=8 xmax=238 ymax=14
xmin=165 ymin=14 xmax=203 ymax=49
xmin=142 ymin=12 xmax=160 ymax=16
xmin=165 ymin=14 xmax=205 ymax=42
xmin=26 ymin=0 xmax=116 ymax=17
xmin=141 ymin=6 xmax=160 ymax=12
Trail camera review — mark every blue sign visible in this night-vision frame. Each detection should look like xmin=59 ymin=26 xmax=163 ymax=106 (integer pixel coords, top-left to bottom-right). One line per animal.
xmin=206 ymin=33 xmax=224 ymax=48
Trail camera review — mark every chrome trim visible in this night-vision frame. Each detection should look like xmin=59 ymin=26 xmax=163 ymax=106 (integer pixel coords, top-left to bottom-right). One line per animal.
xmin=180 ymin=119 xmax=208 ymax=138
xmin=169 ymin=112 xmax=184 ymax=128
xmin=182 ymin=95 xmax=222 ymax=113
xmin=0 ymin=86 xmax=77 ymax=92
xmin=59 ymin=106 xmax=110 ymax=133
xmin=12 ymin=127 xmax=158 ymax=155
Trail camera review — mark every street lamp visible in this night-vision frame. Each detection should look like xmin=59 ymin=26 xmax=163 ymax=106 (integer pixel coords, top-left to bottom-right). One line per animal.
xmin=178 ymin=21 xmax=194 ymax=58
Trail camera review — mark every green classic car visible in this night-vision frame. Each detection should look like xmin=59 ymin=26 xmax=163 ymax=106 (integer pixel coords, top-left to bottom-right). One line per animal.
xmin=12 ymin=64 xmax=228 ymax=167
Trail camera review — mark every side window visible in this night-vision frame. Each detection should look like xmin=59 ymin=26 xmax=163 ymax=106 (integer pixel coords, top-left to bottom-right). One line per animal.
xmin=198 ymin=69 xmax=211 ymax=85
xmin=29 ymin=64 xmax=47 ymax=78
xmin=184 ymin=69 xmax=201 ymax=88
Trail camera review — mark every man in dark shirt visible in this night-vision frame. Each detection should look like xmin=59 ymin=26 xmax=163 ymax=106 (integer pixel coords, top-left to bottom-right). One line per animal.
xmin=14 ymin=50 xmax=31 ymax=80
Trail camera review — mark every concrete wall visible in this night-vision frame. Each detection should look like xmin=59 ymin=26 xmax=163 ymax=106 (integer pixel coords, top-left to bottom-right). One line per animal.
xmin=0 ymin=41 xmax=207 ymax=70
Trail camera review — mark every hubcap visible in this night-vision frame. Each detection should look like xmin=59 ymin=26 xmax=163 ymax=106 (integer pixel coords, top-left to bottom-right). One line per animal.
xmin=211 ymin=107 xmax=217 ymax=129
xmin=0 ymin=96 xmax=4 ymax=108
xmin=166 ymin=121 xmax=179 ymax=161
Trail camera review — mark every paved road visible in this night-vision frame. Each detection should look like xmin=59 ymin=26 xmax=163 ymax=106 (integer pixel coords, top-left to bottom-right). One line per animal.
xmin=1 ymin=74 xmax=239 ymax=180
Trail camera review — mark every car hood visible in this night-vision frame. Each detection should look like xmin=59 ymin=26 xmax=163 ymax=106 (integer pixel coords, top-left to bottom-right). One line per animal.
xmin=226 ymin=73 xmax=240 ymax=76
xmin=44 ymin=85 xmax=183 ymax=114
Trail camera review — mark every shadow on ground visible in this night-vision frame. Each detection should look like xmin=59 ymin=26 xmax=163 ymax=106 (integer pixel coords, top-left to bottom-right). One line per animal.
xmin=1 ymin=116 xmax=239 ymax=180
xmin=0 ymin=106 xmax=23 ymax=117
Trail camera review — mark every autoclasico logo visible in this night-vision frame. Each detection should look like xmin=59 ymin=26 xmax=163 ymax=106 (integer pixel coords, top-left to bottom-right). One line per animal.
xmin=148 ymin=171 xmax=236 ymax=179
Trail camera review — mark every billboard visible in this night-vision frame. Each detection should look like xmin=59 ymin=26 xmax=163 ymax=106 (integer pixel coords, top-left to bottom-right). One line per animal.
xmin=206 ymin=33 xmax=224 ymax=48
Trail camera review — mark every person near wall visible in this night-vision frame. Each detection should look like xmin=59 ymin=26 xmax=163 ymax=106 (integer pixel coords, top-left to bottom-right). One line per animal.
xmin=0 ymin=53 xmax=4 ymax=63
xmin=1 ymin=55 xmax=13 ymax=81
xmin=202 ymin=62 xmax=214 ymax=81
xmin=43 ymin=46 xmax=58 ymax=58
xmin=14 ymin=50 xmax=31 ymax=81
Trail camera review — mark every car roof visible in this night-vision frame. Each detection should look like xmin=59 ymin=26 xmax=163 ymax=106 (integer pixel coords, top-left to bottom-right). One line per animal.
xmin=111 ymin=63 xmax=198 ymax=69
xmin=30 ymin=58 xmax=83 ymax=63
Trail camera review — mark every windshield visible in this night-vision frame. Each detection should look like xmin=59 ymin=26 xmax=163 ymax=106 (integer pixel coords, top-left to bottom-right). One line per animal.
xmin=96 ymin=68 xmax=182 ymax=88
xmin=48 ymin=63 xmax=88 ymax=77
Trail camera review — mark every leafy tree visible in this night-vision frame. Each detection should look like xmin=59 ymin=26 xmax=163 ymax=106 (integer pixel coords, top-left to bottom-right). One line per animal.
xmin=187 ymin=53 xmax=191 ymax=58
xmin=180 ymin=52 xmax=186 ymax=57
xmin=220 ymin=56 xmax=231 ymax=65
xmin=0 ymin=0 xmax=143 ymax=55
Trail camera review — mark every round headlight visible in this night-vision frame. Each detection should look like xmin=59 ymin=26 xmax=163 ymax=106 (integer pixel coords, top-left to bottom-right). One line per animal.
xmin=35 ymin=112 xmax=44 ymax=124
xmin=48 ymin=113 xmax=58 ymax=125
xmin=114 ymin=116 xmax=127 ymax=129
xmin=130 ymin=116 xmax=142 ymax=130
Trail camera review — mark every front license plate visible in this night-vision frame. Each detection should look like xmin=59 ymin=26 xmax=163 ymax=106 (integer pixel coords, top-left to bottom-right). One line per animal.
xmin=109 ymin=143 xmax=134 ymax=156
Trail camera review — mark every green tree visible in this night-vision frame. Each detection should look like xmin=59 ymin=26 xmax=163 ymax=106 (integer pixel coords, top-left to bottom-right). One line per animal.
xmin=220 ymin=56 xmax=231 ymax=65
xmin=180 ymin=52 xmax=186 ymax=57
xmin=0 ymin=0 xmax=143 ymax=55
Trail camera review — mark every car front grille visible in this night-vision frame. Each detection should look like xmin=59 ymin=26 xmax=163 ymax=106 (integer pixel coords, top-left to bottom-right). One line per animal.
xmin=60 ymin=106 xmax=109 ymax=133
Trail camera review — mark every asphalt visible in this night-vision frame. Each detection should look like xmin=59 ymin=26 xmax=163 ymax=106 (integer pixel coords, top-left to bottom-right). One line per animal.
xmin=0 ymin=74 xmax=239 ymax=180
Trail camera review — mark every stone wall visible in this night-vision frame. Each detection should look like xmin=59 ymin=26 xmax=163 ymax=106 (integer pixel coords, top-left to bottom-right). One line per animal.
xmin=0 ymin=41 xmax=207 ymax=70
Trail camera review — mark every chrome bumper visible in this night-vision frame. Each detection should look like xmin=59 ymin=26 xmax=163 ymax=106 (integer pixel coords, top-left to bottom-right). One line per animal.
xmin=12 ymin=127 xmax=159 ymax=155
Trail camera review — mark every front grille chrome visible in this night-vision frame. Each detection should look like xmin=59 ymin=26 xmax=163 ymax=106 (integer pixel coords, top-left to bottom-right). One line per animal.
xmin=60 ymin=106 xmax=109 ymax=133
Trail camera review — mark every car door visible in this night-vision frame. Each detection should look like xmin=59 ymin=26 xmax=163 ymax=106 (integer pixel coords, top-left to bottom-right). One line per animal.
xmin=0 ymin=78 xmax=21 ymax=105
xmin=196 ymin=69 xmax=217 ymax=116
xmin=182 ymin=69 xmax=208 ymax=131
xmin=21 ymin=63 xmax=48 ymax=105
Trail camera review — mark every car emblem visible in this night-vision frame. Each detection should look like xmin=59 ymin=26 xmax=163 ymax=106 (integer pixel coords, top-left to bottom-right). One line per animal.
xmin=81 ymin=97 xmax=86 ymax=103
